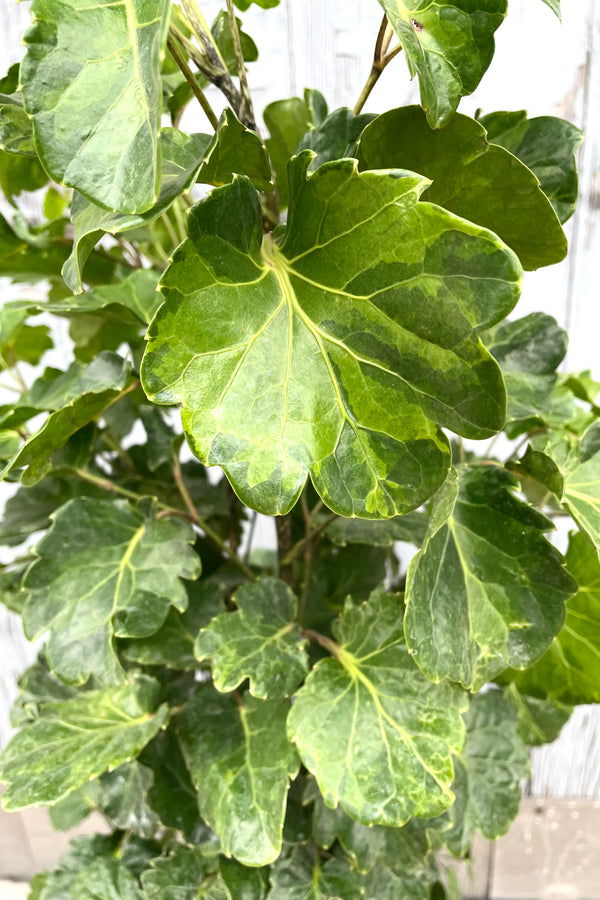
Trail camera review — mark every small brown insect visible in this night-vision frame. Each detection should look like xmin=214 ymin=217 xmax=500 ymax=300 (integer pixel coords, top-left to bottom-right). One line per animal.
xmin=410 ymin=18 xmax=424 ymax=31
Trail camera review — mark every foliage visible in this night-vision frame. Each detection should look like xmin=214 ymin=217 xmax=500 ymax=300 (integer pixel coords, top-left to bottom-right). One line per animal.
xmin=0 ymin=0 xmax=595 ymax=897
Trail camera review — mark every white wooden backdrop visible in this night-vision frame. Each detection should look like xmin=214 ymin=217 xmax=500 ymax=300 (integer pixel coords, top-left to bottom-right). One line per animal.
xmin=0 ymin=0 xmax=599 ymax=797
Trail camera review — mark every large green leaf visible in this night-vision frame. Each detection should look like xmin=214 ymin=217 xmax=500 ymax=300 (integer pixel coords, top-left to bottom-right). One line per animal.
xmin=21 ymin=0 xmax=171 ymax=213
xmin=177 ymin=686 xmax=299 ymax=866
xmin=22 ymin=497 xmax=201 ymax=685
xmin=44 ymin=269 xmax=162 ymax=325
xmin=511 ymin=532 xmax=600 ymax=704
xmin=405 ymin=466 xmax=576 ymax=691
xmin=377 ymin=1 xmax=507 ymax=128
xmin=445 ymin=692 xmax=530 ymax=857
xmin=288 ymin=591 xmax=467 ymax=826
xmin=357 ymin=107 xmax=567 ymax=270
xmin=478 ymin=110 xmax=582 ymax=223
xmin=35 ymin=835 xmax=143 ymax=900
xmin=0 ymin=351 xmax=131 ymax=484
xmin=195 ymin=577 xmax=308 ymax=698
xmin=0 ymin=675 xmax=168 ymax=810
xmin=297 ymin=107 xmax=376 ymax=169
xmin=483 ymin=313 xmax=568 ymax=437
xmin=141 ymin=155 xmax=521 ymax=518
xmin=141 ymin=729 xmax=207 ymax=842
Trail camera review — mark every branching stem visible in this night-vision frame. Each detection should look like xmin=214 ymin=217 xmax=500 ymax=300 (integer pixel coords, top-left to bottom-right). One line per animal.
xmin=167 ymin=33 xmax=219 ymax=130
xmin=225 ymin=0 xmax=256 ymax=129
xmin=353 ymin=13 xmax=403 ymax=115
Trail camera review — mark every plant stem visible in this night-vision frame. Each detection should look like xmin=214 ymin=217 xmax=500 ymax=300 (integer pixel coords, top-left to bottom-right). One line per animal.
xmin=225 ymin=0 xmax=256 ymax=129
xmin=167 ymin=33 xmax=219 ymax=130
xmin=160 ymin=211 xmax=180 ymax=249
xmin=276 ymin=515 xmax=294 ymax=587
xmin=281 ymin=513 xmax=337 ymax=567
xmin=302 ymin=628 xmax=340 ymax=657
xmin=353 ymin=13 xmax=403 ymax=115
xmin=297 ymin=491 xmax=313 ymax=624
xmin=170 ymin=23 xmax=241 ymax=114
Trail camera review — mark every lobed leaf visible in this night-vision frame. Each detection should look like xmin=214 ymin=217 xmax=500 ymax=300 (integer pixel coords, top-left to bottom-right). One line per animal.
xmin=0 ymin=675 xmax=168 ymax=810
xmin=195 ymin=577 xmax=309 ymax=698
xmin=22 ymin=497 xmax=201 ymax=685
xmin=357 ymin=107 xmax=567 ymax=270
xmin=177 ymin=686 xmax=299 ymax=866
xmin=21 ymin=0 xmax=171 ymax=213
xmin=268 ymin=845 xmax=362 ymax=900
xmin=142 ymin=155 xmax=521 ymax=518
xmin=405 ymin=465 xmax=576 ymax=690
xmin=288 ymin=591 xmax=467 ymax=826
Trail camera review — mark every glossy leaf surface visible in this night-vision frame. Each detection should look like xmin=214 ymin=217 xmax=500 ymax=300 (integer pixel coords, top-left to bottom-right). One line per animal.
xmin=512 ymin=532 xmax=600 ymax=704
xmin=288 ymin=592 xmax=467 ymax=826
xmin=21 ymin=0 xmax=171 ymax=213
xmin=357 ymin=107 xmax=566 ymax=270
xmin=0 ymin=676 xmax=168 ymax=810
xmin=23 ymin=497 xmax=200 ymax=684
xmin=142 ymin=155 xmax=521 ymax=517
xmin=445 ymin=692 xmax=529 ymax=857
xmin=405 ymin=466 xmax=576 ymax=690
xmin=297 ymin=107 xmax=376 ymax=169
xmin=269 ymin=846 xmax=362 ymax=900
xmin=178 ymin=686 xmax=299 ymax=865
xmin=479 ymin=110 xmax=582 ymax=222
xmin=377 ymin=2 xmax=507 ymax=127
xmin=195 ymin=577 xmax=308 ymax=698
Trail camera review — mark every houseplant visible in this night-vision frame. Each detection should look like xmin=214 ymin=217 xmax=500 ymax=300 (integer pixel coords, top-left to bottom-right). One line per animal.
xmin=0 ymin=0 xmax=597 ymax=896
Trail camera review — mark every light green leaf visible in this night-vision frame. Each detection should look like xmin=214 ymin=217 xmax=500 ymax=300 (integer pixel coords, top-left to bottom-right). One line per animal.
xmin=563 ymin=437 xmax=600 ymax=553
xmin=44 ymin=269 xmax=162 ymax=325
xmin=0 ymin=352 xmax=131 ymax=484
xmin=0 ymin=211 xmax=70 ymax=281
xmin=21 ymin=0 xmax=171 ymax=213
xmin=405 ymin=465 xmax=576 ymax=691
xmin=10 ymin=654 xmax=77 ymax=728
xmin=177 ymin=686 xmax=299 ymax=865
xmin=508 ymin=445 xmax=564 ymax=500
xmin=445 ymin=692 xmax=530 ymax=857
xmin=357 ymin=107 xmax=567 ymax=270
xmin=49 ymin=781 xmax=99 ymax=831
xmin=62 ymin=130 xmax=211 ymax=291
xmin=511 ymin=532 xmax=600 ymax=704
xmin=141 ymin=846 xmax=227 ymax=900
xmin=264 ymin=98 xmax=312 ymax=207
xmin=0 ymin=95 xmax=37 ymax=156
xmin=219 ymin=858 xmax=268 ymax=900
xmin=211 ymin=11 xmax=258 ymax=75
xmin=503 ymin=683 xmax=571 ymax=747
xmin=0 ymin=675 xmax=168 ymax=810
xmin=0 ymin=148 xmax=47 ymax=203
xmin=297 ymin=107 xmax=376 ymax=169
xmin=288 ymin=591 xmax=467 ymax=826
xmin=198 ymin=108 xmax=273 ymax=191
xmin=484 ymin=313 xmax=568 ymax=437
xmin=541 ymin=0 xmax=561 ymax=18
xmin=195 ymin=577 xmax=308 ymax=698
xmin=268 ymin=846 xmax=362 ymax=900
xmin=478 ymin=110 xmax=582 ymax=222
xmin=22 ymin=497 xmax=201 ymax=685
xmin=377 ymin=2 xmax=507 ymax=128
xmin=234 ymin=0 xmax=279 ymax=9
xmin=141 ymin=155 xmax=521 ymax=518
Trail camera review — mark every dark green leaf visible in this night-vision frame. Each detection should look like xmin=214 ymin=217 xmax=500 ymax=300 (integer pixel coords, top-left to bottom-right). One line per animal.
xmin=445 ymin=692 xmax=530 ymax=857
xmin=509 ymin=445 xmax=564 ymax=499
xmin=100 ymin=761 xmax=159 ymax=838
xmin=511 ymin=531 xmax=600 ymax=704
xmin=0 ymin=352 xmax=131 ymax=485
xmin=269 ymin=845 xmax=362 ymax=900
xmin=142 ymin=156 xmax=520 ymax=517
xmin=219 ymin=858 xmax=268 ymax=900
xmin=123 ymin=580 xmax=226 ymax=669
xmin=63 ymin=131 xmax=211 ymax=291
xmin=377 ymin=2 xmax=507 ymax=127
xmin=0 ymin=563 xmax=29 ymax=614
xmin=178 ymin=686 xmax=299 ymax=865
xmin=22 ymin=497 xmax=201 ymax=685
xmin=504 ymin=683 xmax=571 ymax=747
xmin=0 ymin=63 xmax=19 ymax=94
xmin=288 ymin=591 xmax=467 ymax=826
xmin=478 ymin=110 xmax=582 ymax=222
xmin=405 ymin=466 xmax=576 ymax=690
xmin=0 ymin=97 xmax=37 ymax=156
xmin=0 ymin=149 xmax=48 ymax=203
xmin=0 ymin=212 xmax=71 ymax=281
xmin=234 ymin=0 xmax=279 ymax=9
xmin=297 ymin=107 xmax=376 ymax=169
xmin=21 ymin=0 xmax=171 ymax=213
xmin=0 ymin=301 xmax=52 ymax=367
xmin=195 ymin=577 xmax=309 ymax=698
xmin=10 ymin=654 xmax=77 ymax=728
xmin=141 ymin=846 xmax=227 ymax=900
xmin=49 ymin=782 xmax=99 ymax=831
xmin=141 ymin=728 xmax=208 ymax=842
xmin=264 ymin=97 xmax=312 ymax=207
xmin=0 ymin=675 xmax=168 ymax=810
xmin=358 ymin=107 xmax=566 ymax=270
xmin=325 ymin=510 xmax=428 ymax=547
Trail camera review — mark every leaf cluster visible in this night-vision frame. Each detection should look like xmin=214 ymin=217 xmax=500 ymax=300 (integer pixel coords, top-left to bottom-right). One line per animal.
xmin=1 ymin=0 xmax=597 ymax=898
